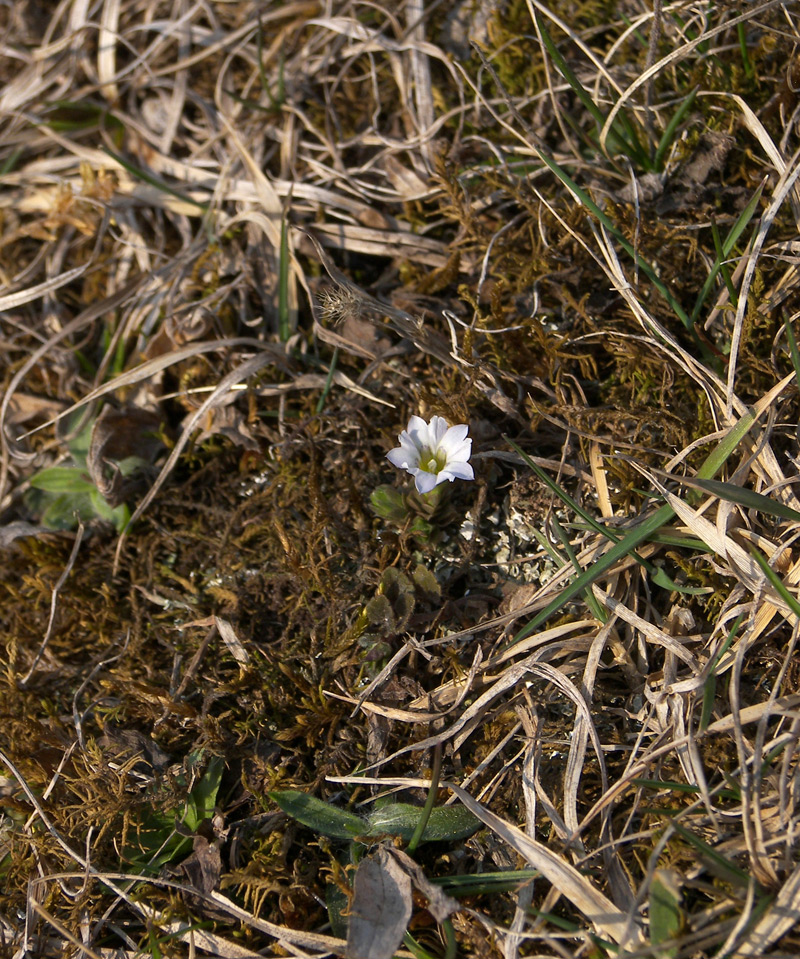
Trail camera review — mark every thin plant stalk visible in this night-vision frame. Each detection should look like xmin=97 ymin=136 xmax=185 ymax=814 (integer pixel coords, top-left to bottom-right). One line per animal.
xmin=407 ymin=742 xmax=442 ymax=855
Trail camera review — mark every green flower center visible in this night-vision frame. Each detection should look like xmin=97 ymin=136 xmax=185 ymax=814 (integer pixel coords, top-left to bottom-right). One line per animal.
xmin=421 ymin=448 xmax=447 ymax=473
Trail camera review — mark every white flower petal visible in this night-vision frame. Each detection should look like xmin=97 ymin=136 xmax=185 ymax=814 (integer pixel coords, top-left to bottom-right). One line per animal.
xmin=441 ymin=461 xmax=474 ymax=482
xmin=402 ymin=435 xmax=423 ymax=458
xmin=394 ymin=431 xmax=415 ymax=454
xmin=407 ymin=415 xmax=428 ymax=432
xmin=414 ymin=470 xmax=440 ymax=494
xmin=406 ymin=416 xmax=430 ymax=449
xmin=441 ymin=423 xmax=468 ymax=448
xmin=428 ymin=415 xmax=449 ymax=445
xmin=387 ymin=447 xmax=412 ymax=468
xmin=387 ymin=414 xmax=474 ymax=491
xmin=441 ymin=437 xmax=471 ymax=462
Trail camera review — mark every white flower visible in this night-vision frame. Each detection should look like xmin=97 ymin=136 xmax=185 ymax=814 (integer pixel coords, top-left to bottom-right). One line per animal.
xmin=387 ymin=415 xmax=474 ymax=494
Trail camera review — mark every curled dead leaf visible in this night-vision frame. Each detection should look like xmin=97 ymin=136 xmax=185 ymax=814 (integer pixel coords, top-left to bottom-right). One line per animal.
xmin=87 ymin=406 xmax=163 ymax=506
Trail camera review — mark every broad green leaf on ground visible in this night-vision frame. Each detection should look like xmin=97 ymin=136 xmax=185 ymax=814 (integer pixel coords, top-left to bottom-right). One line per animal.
xmin=269 ymin=790 xmax=366 ymax=840
xmin=365 ymin=803 xmax=480 ymax=844
xmin=270 ymin=792 xmax=480 ymax=845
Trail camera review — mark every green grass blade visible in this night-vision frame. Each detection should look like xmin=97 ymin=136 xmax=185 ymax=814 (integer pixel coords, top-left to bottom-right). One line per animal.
xmin=696 ymin=409 xmax=758 ymax=477
xmin=534 ymin=147 xmax=692 ymax=328
xmin=442 ymin=921 xmax=457 ymax=959
xmin=646 ymin=531 xmax=708 ymax=550
xmin=316 ymin=348 xmax=339 ymax=414
xmin=618 ymin=12 xmax=648 ymax=48
xmin=653 ymin=87 xmax=697 ymax=172
xmin=509 ymin=502 xmax=676 ymax=645
xmin=536 ymin=16 xmax=604 ymax=131
xmin=631 ymin=778 xmax=740 ymax=800
xmin=42 ymin=99 xmax=119 ymax=132
xmin=720 ymin=182 xmax=764 ymax=257
xmin=506 ymin=437 xmax=704 ymax=594
xmin=510 ymin=408 xmax=757 ymax=643
xmin=710 ymin=216 xmax=739 ymax=306
xmin=278 ymin=213 xmax=291 ymax=342
xmin=783 ymin=315 xmax=800 ymax=392
xmin=431 ymin=869 xmax=541 ymax=896
xmin=525 ymin=907 xmax=618 ymax=954
xmin=535 ymin=14 xmax=646 ymax=166
xmin=0 ymin=147 xmax=23 ymax=177
xmin=689 ymin=478 xmax=800 ymax=523
xmin=700 ymin=612 xmax=743 ymax=732
xmin=670 ymin=821 xmax=753 ymax=889
xmin=406 ymin=743 xmax=442 ymax=854
xmin=750 ymin=547 xmax=800 ymax=621
xmin=102 ymin=145 xmax=208 ymax=213
xmin=403 ymin=932 xmax=440 ymax=959
xmin=690 ymin=182 xmax=764 ymax=324
xmin=548 ymin=511 xmax=607 ymax=622
xmin=737 ymin=22 xmax=754 ymax=78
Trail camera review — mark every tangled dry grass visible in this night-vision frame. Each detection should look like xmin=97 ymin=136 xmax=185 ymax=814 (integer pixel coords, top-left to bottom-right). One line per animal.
xmin=2 ymin=0 xmax=800 ymax=956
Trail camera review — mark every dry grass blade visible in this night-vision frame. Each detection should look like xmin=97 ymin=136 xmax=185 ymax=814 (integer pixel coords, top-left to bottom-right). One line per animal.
xmin=597 ymin=1 xmax=783 ymax=153
xmin=204 ymin=890 xmax=347 ymax=956
xmin=4 ymin=2 xmax=800 ymax=955
xmin=0 ymin=264 xmax=89 ymax=311
xmin=445 ymin=783 xmax=645 ymax=949
xmin=725 ymin=152 xmax=800 ymax=415
xmin=113 ymin=350 xmax=278 ymax=570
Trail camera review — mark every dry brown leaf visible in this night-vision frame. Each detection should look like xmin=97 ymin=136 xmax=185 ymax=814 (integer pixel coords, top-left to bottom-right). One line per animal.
xmin=383 ymin=846 xmax=458 ymax=923
xmin=181 ymin=835 xmax=222 ymax=898
xmin=87 ymin=406 xmax=163 ymax=506
xmin=347 ymin=845 xmax=413 ymax=959
xmin=189 ymin=405 xmax=260 ymax=453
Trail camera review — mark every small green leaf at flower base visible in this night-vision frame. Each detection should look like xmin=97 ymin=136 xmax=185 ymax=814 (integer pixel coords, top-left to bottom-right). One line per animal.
xmin=38 ymin=491 xmax=95 ymax=530
xmin=370 ymin=485 xmax=409 ymax=523
xmin=412 ymin=564 xmax=441 ymax=601
xmin=29 ymin=466 xmax=95 ymax=493
xmin=326 ymin=880 xmax=350 ymax=940
xmin=364 ymin=594 xmax=396 ymax=633
xmin=406 ymin=483 xmax=448 ymax=520
xmin=358 ymin=636 xmax=392 ymax=661
xmin=121 ymin=753 xmax=224 ymax=874
xmin=28 ymin=449 xmax=132 ymax=532
xmin=408 ymin=518 xmax=436 ymax=545
xmin=379 ymin=568 xmax=415 ymax=630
